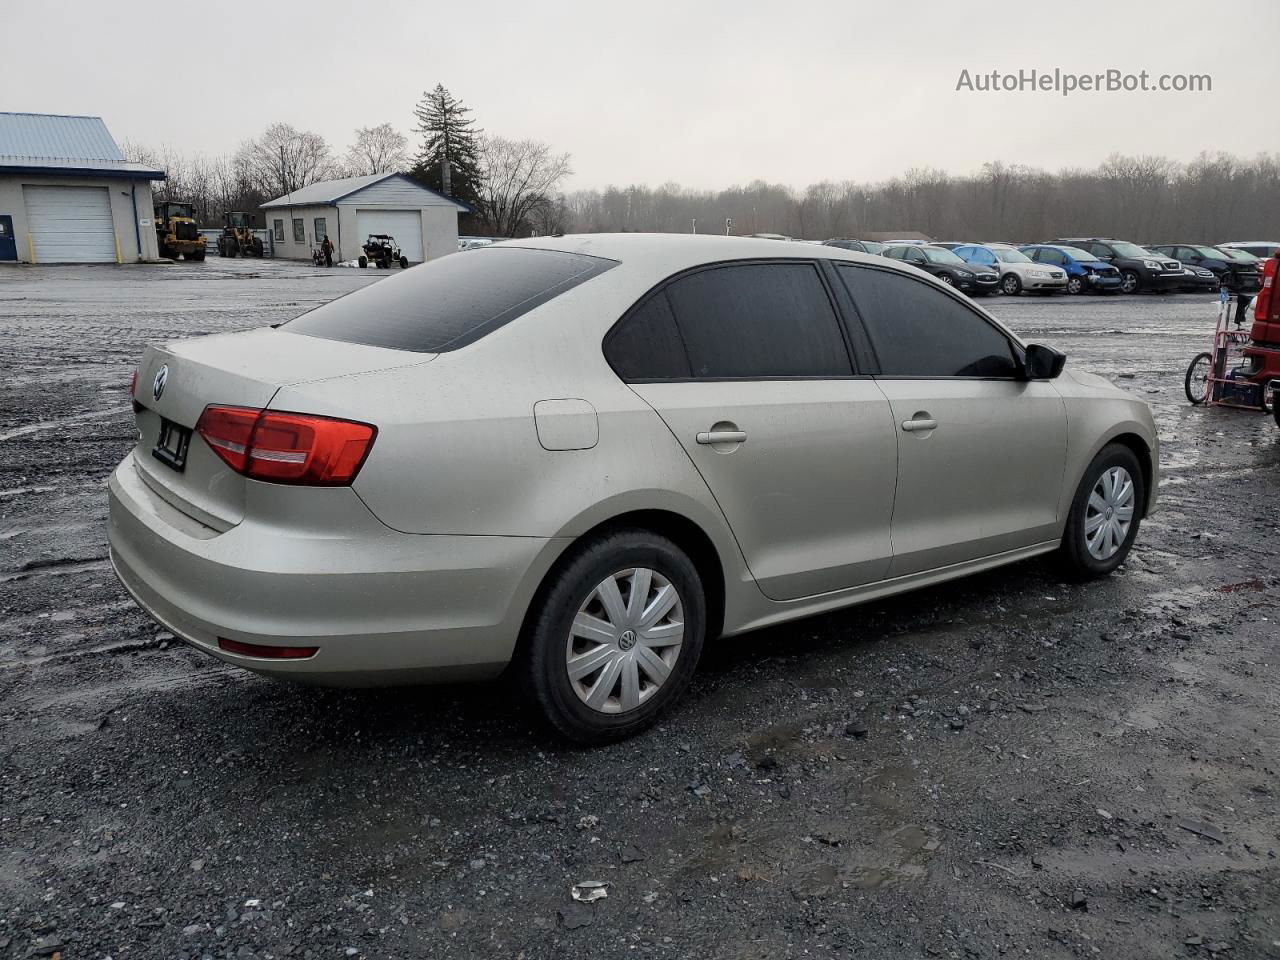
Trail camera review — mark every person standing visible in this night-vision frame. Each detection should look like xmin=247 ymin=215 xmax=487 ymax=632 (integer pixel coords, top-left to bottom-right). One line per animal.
xmin=321 ymin=234 xmax=334 ymax=268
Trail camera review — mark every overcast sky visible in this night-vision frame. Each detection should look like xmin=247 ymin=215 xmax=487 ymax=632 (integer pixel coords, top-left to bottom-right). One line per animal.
xmin=8 ymin=0 xmax=1277 ymax=190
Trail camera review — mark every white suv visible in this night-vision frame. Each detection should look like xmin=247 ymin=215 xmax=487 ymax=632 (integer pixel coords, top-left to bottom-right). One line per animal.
xmin=954 ymin=243 xmax=1068 ymax=296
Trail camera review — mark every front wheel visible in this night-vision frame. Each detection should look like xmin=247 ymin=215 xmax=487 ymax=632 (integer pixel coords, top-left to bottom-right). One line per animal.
xmin=1066 ymin=276 xmax=1084 ymax=295
xmin=1001 ymin=273 xmax=1022 ymax=296
xmin=399 ymin=256 xmax=409 ymax=269
xmin=358 ymin=255 xmax=368 ymax=268
xmin=1120 ymin=270 xmax=1140 ymax=294
xmin=1058 ymin=444 xmax=1144 ymax=579
xmin=1184 ymin=352 xmax=1212 ymax=405
xmin=939 ymin=273 xmax=955 ymax=286
xmin=520 ymin=529 xmax=706 ymax=744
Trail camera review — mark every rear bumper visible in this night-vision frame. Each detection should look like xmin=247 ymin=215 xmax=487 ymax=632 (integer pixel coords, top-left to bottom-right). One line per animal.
xmin=108 ymin=456 xmax=563 ymax=685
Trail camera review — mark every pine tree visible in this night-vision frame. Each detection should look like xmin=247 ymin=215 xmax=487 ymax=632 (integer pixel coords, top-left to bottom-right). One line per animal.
xmin=410 ymin=84 xmax=483 ymax=211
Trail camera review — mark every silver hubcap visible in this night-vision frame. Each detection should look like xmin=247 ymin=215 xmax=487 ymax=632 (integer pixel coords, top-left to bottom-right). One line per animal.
xmin=1085 ymin=467 xmax=1135 ymax=560
xmin=1003 ymin=276 xmax=1018 ymax=294
xmin=566 ymin=568 xmax=684 ymax=714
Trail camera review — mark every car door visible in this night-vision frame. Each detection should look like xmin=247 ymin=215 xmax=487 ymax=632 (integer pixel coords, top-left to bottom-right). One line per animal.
xmin=833 ymin=262 xmax=1068 ymax=577
xmin=609 ymin=260 xmax=899 ymax=601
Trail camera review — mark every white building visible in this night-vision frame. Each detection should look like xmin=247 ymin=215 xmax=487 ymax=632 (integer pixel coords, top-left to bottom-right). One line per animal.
xmin=0 ymin=112 xmax=164 ymax=263
xmin=260 ymin=173 xmax=469 ymax=264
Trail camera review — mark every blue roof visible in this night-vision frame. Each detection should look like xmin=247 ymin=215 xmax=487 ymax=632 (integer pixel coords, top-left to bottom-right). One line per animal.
xmin=0 ymin=112 xmax=164 ymax=179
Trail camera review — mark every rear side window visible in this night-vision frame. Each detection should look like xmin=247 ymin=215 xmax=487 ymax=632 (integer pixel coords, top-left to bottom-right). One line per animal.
xmin=285 ymin=247 xmax=616 ymax=353
xmin=836 ymin=264 xmax=1018 ymax=378
xmin=604 ymin=292 xmax=691 ymax=380
xmin=664 ymin=262 xmax=851 ymax=378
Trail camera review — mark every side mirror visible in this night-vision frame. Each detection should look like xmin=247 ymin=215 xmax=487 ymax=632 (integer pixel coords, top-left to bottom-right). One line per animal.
xmin=1024 ymin=343 xmax=1066 ymax=379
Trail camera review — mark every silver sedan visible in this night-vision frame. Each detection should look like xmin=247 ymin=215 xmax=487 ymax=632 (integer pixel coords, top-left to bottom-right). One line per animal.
xmin=109 ymin=235 xmax=1158 ymax=742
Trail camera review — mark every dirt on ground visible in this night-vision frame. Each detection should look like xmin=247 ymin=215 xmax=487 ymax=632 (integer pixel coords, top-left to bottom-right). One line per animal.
xmin=1 ymin=259 xmax=1277 ymax=960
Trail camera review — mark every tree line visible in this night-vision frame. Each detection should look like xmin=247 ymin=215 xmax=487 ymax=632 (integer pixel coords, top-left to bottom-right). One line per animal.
xmin=564 ymin=153 xmax=1280 ymax=243
xmin=126 ymin=86 xmax=1279 ymax=243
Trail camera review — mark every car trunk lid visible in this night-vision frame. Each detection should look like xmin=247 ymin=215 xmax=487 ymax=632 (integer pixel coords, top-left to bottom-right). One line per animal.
xmin=132 ymin=328 xmax=432 ymax=529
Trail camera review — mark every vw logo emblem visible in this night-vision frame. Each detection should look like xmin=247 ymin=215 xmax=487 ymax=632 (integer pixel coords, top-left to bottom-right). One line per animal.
xmin=618 ymin=629 xmax=637 ymax=651
xmin=152 ymin=365 xmax=169 ymax=401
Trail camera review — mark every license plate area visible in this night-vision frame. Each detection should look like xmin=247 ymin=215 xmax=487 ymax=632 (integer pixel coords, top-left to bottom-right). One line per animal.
xmin=152 ymin=418 xmax=192 ymax=472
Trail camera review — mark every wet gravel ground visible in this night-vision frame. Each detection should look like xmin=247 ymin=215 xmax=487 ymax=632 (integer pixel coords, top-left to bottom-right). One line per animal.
xmin=1 ymin=259 xmax=1278 ymax=960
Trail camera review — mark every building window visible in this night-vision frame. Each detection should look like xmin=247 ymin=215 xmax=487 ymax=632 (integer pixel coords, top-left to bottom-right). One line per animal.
xmin=314 ymin=217 xmax=327 ymax=243
xmin=273 ymin=219 xmax=284 ymax=242
xmin=292 ymin=219 xmax=305 ymax=243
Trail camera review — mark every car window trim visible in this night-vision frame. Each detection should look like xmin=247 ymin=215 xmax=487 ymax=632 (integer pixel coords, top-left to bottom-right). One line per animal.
xmin=832 ymin=261 xmax=1025 ymax=381
xmin=602 ymin=257 xmax=864 ymax=384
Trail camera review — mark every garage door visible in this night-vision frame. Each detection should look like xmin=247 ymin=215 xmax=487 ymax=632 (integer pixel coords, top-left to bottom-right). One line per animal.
xmin=24 ymin=185 xmax=117 ymax=263
xmin=356 ymin=210 xmax=423 ymax=262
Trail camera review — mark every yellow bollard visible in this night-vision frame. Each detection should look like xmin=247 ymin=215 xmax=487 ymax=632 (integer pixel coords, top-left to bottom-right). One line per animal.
xmin=115 ymin=234 xmax=122 ymax=264
xmin=27 ymin=234 xmax=35 ymax=263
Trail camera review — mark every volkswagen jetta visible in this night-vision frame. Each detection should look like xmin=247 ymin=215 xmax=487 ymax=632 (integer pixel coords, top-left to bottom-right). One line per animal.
xmin=109 ymin=235 xmax=1158 ymax=742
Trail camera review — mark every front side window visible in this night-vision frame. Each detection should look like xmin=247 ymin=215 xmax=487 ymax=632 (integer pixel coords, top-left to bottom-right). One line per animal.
xmin=286 ymin=247 xmax=615 ymax=353
xmin=292 ymin=219 xmax=305 ymax=243
xmin=273 ymin=219 xmax=284 ymax=242
xmin=659 ymin=262 xmax=852 ymax=379
xmin=836 ymin=264 xmax=1019 ymax=379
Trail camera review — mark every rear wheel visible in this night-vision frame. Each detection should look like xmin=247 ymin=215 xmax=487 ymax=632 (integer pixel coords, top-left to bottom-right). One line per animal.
xmin=521 ymin=530 xmax=706 ymax=744
xmin=399 ymin=256 xmax=409 ymax=269
xmin=1262 ymin=379 xmax=1275 ymax=415
xmin=1001 ymin=273 xmax=1022 ymax=296
xmin=1059 ymin=444 xmax=1144 ymax=579
xmin=1184 ymin=352 xmax=1212 ymax=405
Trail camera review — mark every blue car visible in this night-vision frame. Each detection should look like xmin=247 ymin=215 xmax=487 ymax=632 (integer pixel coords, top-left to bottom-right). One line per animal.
xmin=1019 ymin=244 xmax=1124 ymax=295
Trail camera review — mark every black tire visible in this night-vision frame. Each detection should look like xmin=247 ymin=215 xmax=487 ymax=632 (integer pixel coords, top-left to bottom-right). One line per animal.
xmin=190 ymin=249 xmax=205 ymax=261
xmin=1184 ymin=352 xmax=1212 ymax=405
xmin=521 ymin=529 xmax=706 ymax=744
xmin=358 ymin=255 xmax=368 ymax=268
xmin=1273 ymin=386 xmax=1280 ymax=428
xmin=1058 ymin=444 xmax=1145 ymax=580
xmin=1120 ymin=270 xmax=1140 ymax=294
xmin=1001 ymin=273 xmax=1022 ymax=296
xmin=1262 ymin=379 xmax=1275 ymax=416
xmin=399 ymin=256 xmax=409 ymax=269
xmin=939 ymin=273 xmax=955 ymax=286
xmin=252 ymin=240 xmax=263 ymax=257
xmin=1066 ymin=275 xmax=1085 ymax=295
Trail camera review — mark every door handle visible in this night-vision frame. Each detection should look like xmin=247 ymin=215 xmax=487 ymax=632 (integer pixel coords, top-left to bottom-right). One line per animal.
xmin=696 ymin=430 xmax=747 ymax=445
xmin=901 ymin=418 xmax=937 ymax=433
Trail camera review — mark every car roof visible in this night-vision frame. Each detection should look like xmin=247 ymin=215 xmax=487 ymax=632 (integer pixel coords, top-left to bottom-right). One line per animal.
xmin=500 ymin=232 xmax=890 ymax=271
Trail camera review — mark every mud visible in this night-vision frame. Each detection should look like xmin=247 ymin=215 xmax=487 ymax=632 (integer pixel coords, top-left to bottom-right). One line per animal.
xmin=1 ymin=259 xmax=1277 ymax=959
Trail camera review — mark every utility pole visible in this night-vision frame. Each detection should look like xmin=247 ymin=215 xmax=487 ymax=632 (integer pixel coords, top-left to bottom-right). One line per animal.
xmin=691 ymin=218 xmax=697 ymax=234
xmin=441 ymin=124 xmax=452 ymax=197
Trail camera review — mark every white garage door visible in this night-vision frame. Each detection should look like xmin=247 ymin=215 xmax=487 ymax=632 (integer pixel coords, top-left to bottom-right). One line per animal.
xmin=24 ymin=185 xmax=117 ymax=263
xmin=356 ymin=210 xmax=423 ymax=262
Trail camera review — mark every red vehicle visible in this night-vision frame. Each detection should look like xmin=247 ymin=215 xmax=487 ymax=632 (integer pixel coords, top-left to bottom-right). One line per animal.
xmin=1185 ymin=254 xmax=1280 ymax=426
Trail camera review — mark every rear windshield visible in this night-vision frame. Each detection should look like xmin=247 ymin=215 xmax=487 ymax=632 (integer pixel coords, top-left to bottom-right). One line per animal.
xmin=284 ymin=247 xmax=617 ymax=353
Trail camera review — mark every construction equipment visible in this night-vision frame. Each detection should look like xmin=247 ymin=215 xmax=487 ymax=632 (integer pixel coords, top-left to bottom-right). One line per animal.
xmin=154 ymin=201 xmax=206 ymax=261
xmin=217 ymin=211 xmax=263 ymax=258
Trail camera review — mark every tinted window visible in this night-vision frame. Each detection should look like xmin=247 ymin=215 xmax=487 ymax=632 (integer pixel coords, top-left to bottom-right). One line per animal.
xmin=1039 ymin=248 xmax=1065 ymax=265
xmin=286 ymin=247 xmax=616 ymax=353
xmin=663 ymin=263 xmax=852 ymax=378
xmin=605 ymin=293 xmax=691 ymax=380
xmin=836 ymin=265 xmax=1019 ymax=378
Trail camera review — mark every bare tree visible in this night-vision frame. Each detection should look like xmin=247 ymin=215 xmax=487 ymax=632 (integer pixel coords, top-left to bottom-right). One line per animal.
xmin=343 ymin=123 xmax=409 ymax=177
xmin=474 ymin=136 xmax=572 ymax=237
xmin=235 ymin=123 xmax=339 ymax=198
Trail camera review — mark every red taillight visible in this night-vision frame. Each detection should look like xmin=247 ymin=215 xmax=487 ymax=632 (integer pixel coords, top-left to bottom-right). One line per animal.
xmin=195 ymin=405 xmax=376 ymax=486
xmin=218 ymin=637 xmax=318 ymax=660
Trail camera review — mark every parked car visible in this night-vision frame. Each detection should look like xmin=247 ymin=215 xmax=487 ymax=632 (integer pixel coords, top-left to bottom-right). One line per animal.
xmin=953 ymin=243 xmax=1067 ymax=296
xmin=109 ymin=235 xmax=1158 ymax=743
xmin=1218 ymin=241 xmax=1280 ymax=261
xmin=822 ymin=238 xmax=886 ymax=255
xmin=1147 ymin=244 xmax=1263 ymax=294
xmin=930 ymin=242 xmax=969 ymax=250
xmin=883 ymin=243 xmax=995 ymax=293
xmin=1179 ymin=264 xmax=1220 ymax=293
xmin=1048 ymin=238 xmax=1184 ymax=294
xmin=1020 ymin=244 xmax=1124 ymax=295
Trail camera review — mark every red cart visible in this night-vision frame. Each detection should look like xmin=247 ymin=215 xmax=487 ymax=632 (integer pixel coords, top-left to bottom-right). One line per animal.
xmin=1184 ymin=256 xmax=1280 ymax=426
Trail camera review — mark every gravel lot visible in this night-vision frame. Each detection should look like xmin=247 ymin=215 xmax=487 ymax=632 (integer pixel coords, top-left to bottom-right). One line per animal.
xmin=1 ymin=258 xmax=1277 ymax=960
